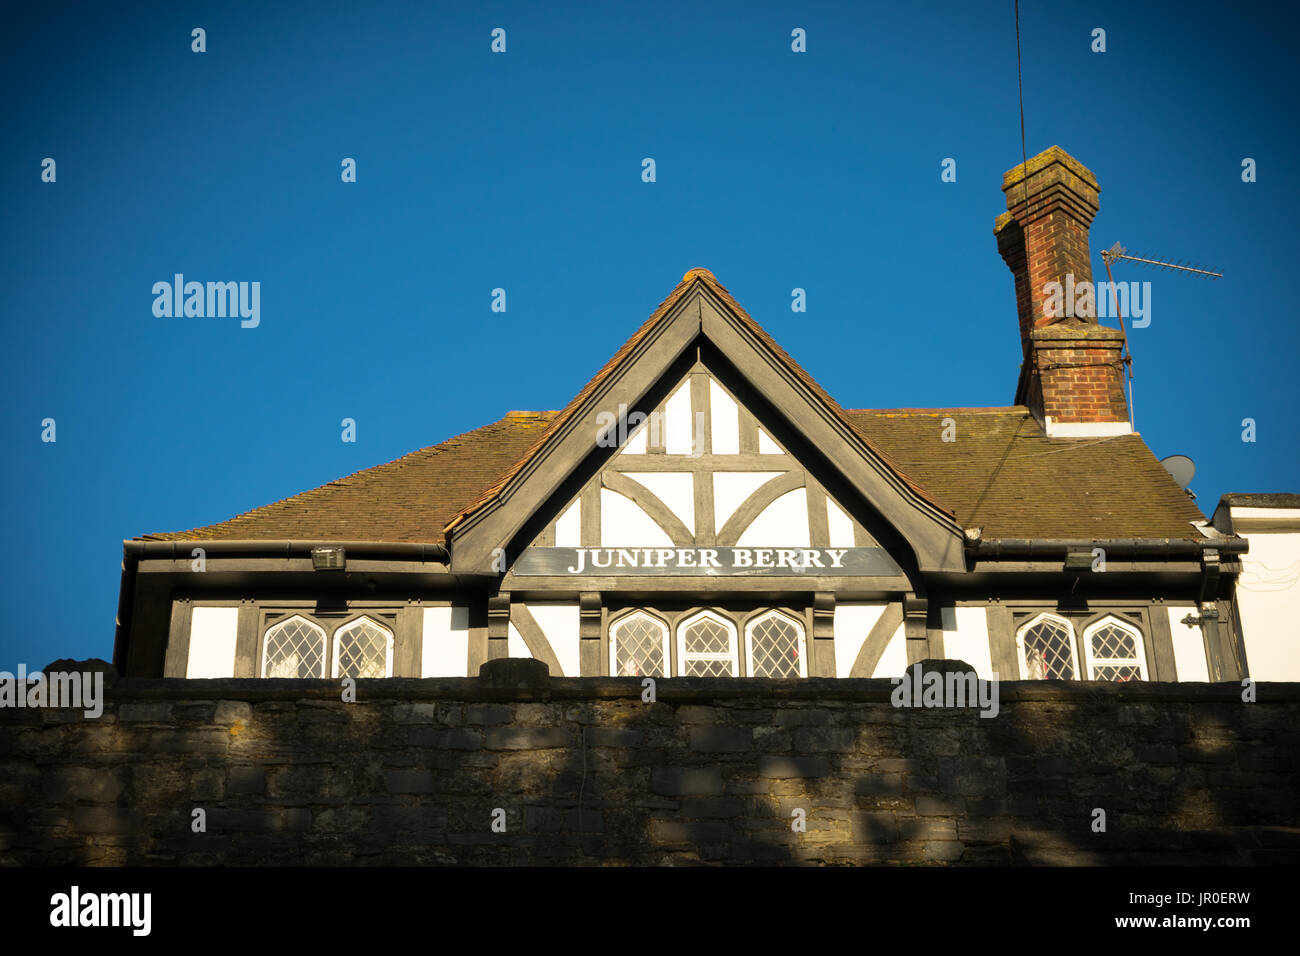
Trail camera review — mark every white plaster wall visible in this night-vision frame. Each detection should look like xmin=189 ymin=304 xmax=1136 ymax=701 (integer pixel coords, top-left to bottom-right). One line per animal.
xmin=710 ymin=379 xmax=739 ymax=454
xmin=187 ymin=607 xmax=239 ymax=678
xmin=555 ymin=499 xmax=581 ymax=547
xmin=527 ymin=603 xmax=580 ymax=677
xmin=507 ymin=622 xmax=530 ymax=659
xmin=1235 ymin=529 xmax=1300 ymax=680
xmin=621 ymin=472 xmax=694 ymax=535
xmin=736 ymin=488 xmax=810 ymax=548
xmin=1168 ymin=606 xmax=1209 ymax=682
xmin=827 ymin=498 xmax=855 ymax=549
xmin=622 ymin=420 xmax=648 ymax=454
xmin=713 ymin=472 xmax=782 ymax=529
xmin=422 ymin=605 xmax=470 ymax=677
xmin=872 ymin=623 xmax=907 ymax=679
xmin=758 ymin=429 xmax=781 ymax=454
xmin=833 ymin=603 xmax=887 ymax=678
xmin=664 ymin=381 xmax=694 ymax=454
xmin=600 ymin=488 xmax=674 ymax=546
xmin=939 ymin=607 xmax=995 ymax=680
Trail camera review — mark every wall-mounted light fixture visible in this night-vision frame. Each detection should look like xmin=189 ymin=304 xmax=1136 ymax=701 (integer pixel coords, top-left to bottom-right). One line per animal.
xmin=1063 ymin=550 xmax=1094 ymax=571
xmin=311 ymin=547 xmax=346 ymax=571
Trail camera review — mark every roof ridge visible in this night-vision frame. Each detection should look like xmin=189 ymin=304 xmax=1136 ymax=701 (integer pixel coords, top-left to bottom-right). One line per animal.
xmin=442 ymin=270 xmax=955 ymax=534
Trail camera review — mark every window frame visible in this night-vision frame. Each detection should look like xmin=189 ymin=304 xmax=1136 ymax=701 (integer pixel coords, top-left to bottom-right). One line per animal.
xmin=744 ymin=608 xmax=808 ymax=678
xmin=331 ymin=614 xmax=395 ymax=679
xmin=1081 ymin=615 xmax=1148 ymax=682
xmin=608 ymin=609 xmax=671 ymax=678
xmin=1015 ymin=612 xmax=1079 ymax=681
xmin=676 ymin=609 xmax=739 ymax=677
xmin=261 ymin=614 xmax=328 ymax=679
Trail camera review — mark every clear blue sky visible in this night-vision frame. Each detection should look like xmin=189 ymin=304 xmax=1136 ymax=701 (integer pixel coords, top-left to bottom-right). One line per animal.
xmin=3 ymin=0 xmax=1296 ymax=668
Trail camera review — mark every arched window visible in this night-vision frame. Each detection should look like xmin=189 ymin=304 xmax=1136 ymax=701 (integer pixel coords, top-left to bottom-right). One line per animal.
xmin=610 ymin=611 xmax=669 ymax=677
xmin=1017 ymin=613 xmax=1078 ymax=680
xmin=746 ymin=610 xmax=806 ymax=678
xmin=262 ymin=615 xmax=327 ymax=678
xmin=333 ymin=616 xmax=394 ymax=679
xmin=1083 ymin=616 xmax=1147 ymax=681
xmin=677 ymin=611 xmax=738 ymax=677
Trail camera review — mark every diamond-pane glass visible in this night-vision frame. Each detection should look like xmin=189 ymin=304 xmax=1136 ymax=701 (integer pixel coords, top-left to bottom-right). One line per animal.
xmin=1093 ymin=664 xmax=1143 ymax=682
xmin=749 ymin=613 xmax=803 ymax=678
xmin=264 ymin=617 xmax=326 ymax=678
xmin=1091 ymin=623 xmax=1137 ymax=660
xmin=684 ymin=618 xmax=731 ymax=654
xmin=1022 ymin=618 xmax=1074 ymax=680
xmin=685 ymin=658 xmax=734 ymax=677
xmin=613 ymin=615 xmax=666 ymax=677
xmin=335 ymin=618 xmax=391 ymax=678
xmin=1089 ymin=622 xmax=1144 ymax=681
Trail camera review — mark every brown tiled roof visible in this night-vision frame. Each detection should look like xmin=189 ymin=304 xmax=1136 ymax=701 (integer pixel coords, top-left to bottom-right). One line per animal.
xmin=142 ymin=406 xmax=1206 ymax=544
xmin=141 ymin=273 xmax=1207 ymax=545
xmin=844 ymin=408 xmax=1207 ymax=539
xmin=140 ymin=412 xmax=558 ymax=543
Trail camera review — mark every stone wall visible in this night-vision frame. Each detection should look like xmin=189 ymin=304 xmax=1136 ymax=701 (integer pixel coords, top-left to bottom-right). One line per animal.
xmin=3 ymin=662 xmax=1298 ymax=865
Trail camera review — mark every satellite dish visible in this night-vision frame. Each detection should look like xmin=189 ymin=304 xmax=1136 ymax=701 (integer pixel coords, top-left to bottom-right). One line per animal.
xmin=1160 ymin=455 xmax=1196 ymax=490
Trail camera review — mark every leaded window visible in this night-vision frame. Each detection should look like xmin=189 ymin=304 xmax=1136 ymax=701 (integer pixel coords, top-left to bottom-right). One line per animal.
xmin=610 ymin=611 xmax=669 ymax=677
xmin=1017 ymin=613 xmax=1078 ymax=680
xmin=1083 ymin=617 xmax=1147 ymax=682
xmin=677 ymin=611 xmax=739 ymax=677
xmin=263 ymin=615 xmax=327 ymax=678
xmin=332 ymin=616 xmax=394 ymax=679
xmin=746 ymin=610 xmax=806 ymax=678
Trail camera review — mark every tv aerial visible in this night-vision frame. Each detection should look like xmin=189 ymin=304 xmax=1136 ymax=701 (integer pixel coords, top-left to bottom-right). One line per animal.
xmin=1098 ymin=243 xmax=1222 ymax=429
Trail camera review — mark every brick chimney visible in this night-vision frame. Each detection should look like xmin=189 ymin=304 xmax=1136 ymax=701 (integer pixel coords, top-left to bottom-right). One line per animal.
xmin=994 ymin=145 xmax=1131 ymax=436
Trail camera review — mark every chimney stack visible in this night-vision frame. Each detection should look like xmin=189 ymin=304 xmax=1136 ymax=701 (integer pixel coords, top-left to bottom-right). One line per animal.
xmin=994 ymin=145 xmax=1131 ymax=436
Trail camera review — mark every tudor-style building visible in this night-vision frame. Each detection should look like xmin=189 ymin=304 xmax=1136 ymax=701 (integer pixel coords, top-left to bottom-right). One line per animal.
xmin=114 ymin=146 xmax=1267 ymax=684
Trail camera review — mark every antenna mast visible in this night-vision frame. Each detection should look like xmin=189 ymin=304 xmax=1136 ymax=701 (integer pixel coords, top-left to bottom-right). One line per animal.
xmin=1098 ymin=243 xmax=1222 ymax=429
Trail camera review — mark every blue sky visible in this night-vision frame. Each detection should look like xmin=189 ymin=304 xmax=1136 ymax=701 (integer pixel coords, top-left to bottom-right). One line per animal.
xmin=2 ymin=0 xmax=1296 ymax=668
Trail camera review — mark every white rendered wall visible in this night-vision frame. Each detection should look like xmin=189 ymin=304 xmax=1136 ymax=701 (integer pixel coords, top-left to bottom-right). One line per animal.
xmin=422 ymin=606 xmax=470 ymax=677
xmin=600 ymin=488 xmax=674 ymax=546
xmin=555 ymin=499 xmax=581 ymax=547
xmin=833 ymin=603 xmax=887 ymax=678
xmin=872 ymin=624 xmax=908 ymax=679
xmin=1167 ymin=607 xmax=1209 ymax=682
xmin=187 ymin=607 xmax=239 ymax=678
xmin=507 ymin=622 xmax=530 ymax=659
xmin=736 ymin=488 xmax=810 ymax=548
xmin=827 ymin=498 xmax=855 ymax=549
xmin=621 ymin=472 xmax=695 ymax=535
xmin=939 ymin=607 xmax=995 ymax=679
xmin=713 ymin=473 xmax=782 ymax=529
xmin=526 ymin=603 xmax=580 ymax=677
xmin=710 ymin=379 xmax=740 ymax=454
xmin=1235 ymin=528 xmax=1300 ymax=680
xmin=664 ymin=381 xmax=694 ymax=454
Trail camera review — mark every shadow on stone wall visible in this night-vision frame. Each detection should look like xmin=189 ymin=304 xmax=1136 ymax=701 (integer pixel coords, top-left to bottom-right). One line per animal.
xmin=2 ymin=658 xmax=1298 ymax=865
